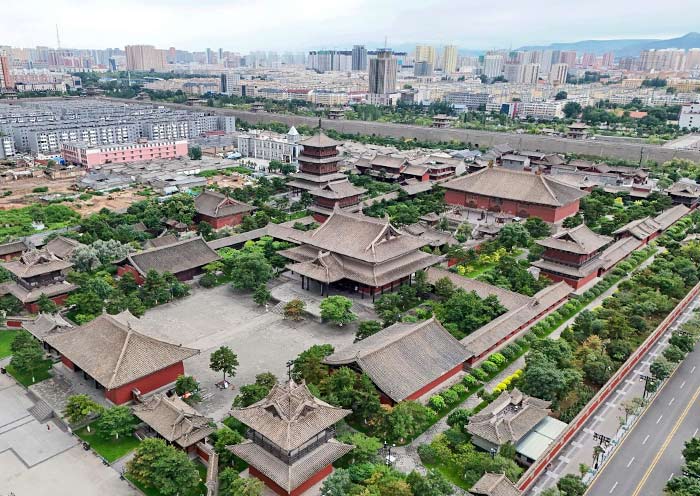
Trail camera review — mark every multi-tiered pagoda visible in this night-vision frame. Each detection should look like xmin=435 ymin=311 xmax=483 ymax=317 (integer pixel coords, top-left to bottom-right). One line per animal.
xmin=288 ymin=130 xmax=365 ymax=222
xmin=228 ymin=380 xmax=353 ymax=496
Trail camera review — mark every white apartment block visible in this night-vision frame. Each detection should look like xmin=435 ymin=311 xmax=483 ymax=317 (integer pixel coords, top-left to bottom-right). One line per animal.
xmin=0 ymin=135 xmax=16 ymax=159
xmin=549 ymin=63 xmax=569 ymax=85
xmin=515 ymin=101 xmax=564 ymax=120
xmin=679 ymin=103 xmax=700 ymax=130
xmin=309 ymin=90 xmax=349 ymax=106
xmin=236 ymin=127 xmax=300 ymax=163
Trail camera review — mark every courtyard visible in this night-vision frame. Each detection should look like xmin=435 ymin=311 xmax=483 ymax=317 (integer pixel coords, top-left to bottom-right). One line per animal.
xmin=134 ymin=284 xmax=358 ymax=420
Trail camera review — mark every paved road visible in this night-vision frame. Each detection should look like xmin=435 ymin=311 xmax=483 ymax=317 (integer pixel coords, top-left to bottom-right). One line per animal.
xmin=586 ymin=298 xmax=700 ymax=496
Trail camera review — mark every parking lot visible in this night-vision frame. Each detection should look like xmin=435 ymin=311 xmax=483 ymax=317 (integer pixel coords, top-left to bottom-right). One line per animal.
xmin=135 ymin=284 xmax=357 ymax=420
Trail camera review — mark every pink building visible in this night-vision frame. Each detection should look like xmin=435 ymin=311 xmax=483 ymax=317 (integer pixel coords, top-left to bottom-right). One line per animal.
xmin=61 ymin=139 xmax=188 ymax=168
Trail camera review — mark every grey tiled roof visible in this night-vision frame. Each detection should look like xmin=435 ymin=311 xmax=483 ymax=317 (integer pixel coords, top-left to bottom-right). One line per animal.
xmin=45 ymin=236 xmax=82 ymax=260
xmin=467 ymin=389 xmax=551 ymax=446
xmin=144 ymin=234 xmax=179 ymax=249
xmin=471 ymin=473 xmax=522 ymax=496
xmin=536 ymin=224 xmax=612 ymax=255
xmin=442 ymin=168 xmax=588 ymax=207
xmin=665 ymin=181 xmax=700 ymax=198
xmin=133 ymin=394 xmax=214 ymax=448
xmin=612 ymin=216 xmax=661 ymax=240
xmin=0 ymin=280 xmax=78 ymax=304
xmin=299 ymin=131 xmax=341 ymax=148
xmin=654 ymin=204 xmax=691 ymax=231
xmin=0 ymin=240 xmax=28 ymax=257
xmin=426 ymin=268 xmax=532 ymax=311
xmin=231 ymin=380 xmax=351 ymax=451
xmin=325 ymin=318 xmax=471 ymax=402
xmin=194 ymin=190 xmax=255 ymax=218
xmin=45 ymin=313 xmax=199 ymax=389
xmin=2 ymin=249 xmax=73 ymax=278
xmin=308 ymin=180 xmax=366 ymax=199
xmin=600 ymin=237 xmax=641 ymax=270
xmin=127 ymin=237 xmax=220 ymax=276
xmin=22 ymin=312 xmax=73 ymax=341
xmin=229 ymin=439 xmax=353 ymax=492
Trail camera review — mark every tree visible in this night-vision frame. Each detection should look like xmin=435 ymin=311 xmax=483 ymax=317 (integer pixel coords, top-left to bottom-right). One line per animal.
xmin=650 ymin=357 xmax=673 ymax=381
xmin=10 ymin=339 xmax=45 ymax=382
xmin=37 ymin=293 xmax=58 ymax=313
xmin=524 ymin=217 xmax=551 ymax=239
xmin=556 ymin=474 xmax=586 ymax=496
xmin=320 ymin=296 xmax=357 ymax=326
xmin=10 ymin=330 xmax=35 ymax=354
xmin=219 ymin=467 xmax=263 ymax=496
xmin=233 ymin=372 xmax=277 ymax=407
xmin=336 ymin=432 xmax=382 ymax=465
xmin=210 ymin=346 xmax=239 ymax=385
xmin=214 ymin=427 xmax=244 ymax=467
xmin=433 ymin=277 xmax=455 ymax=299
xmin=407 ymin=469 xmax=454 ymax=496
xmin=229 ymin=251 xmax=273 ymax=291
xmin=292 ymin=344 xmax=334 ymax=385
xmin=380 ymin=400 xmax=436 ymax=443
xmin=355 ymin=320 xmax=382 ymax=342
xmin=497 ymin=223 xmax=531 ymax=249
xmin=63 ymin=394 xmax=104 ymax=425
xmin=188 ymin=145 xmax=202 ymax=160
xmin=175 ymin=375 xmax=201 ymax=403
xmin=563 ymin=102 xmax=583 ymax=119
xmin=663 ymin=344 xmax=686 ymax=363
xmin=413 ymin=270 xmax=430 ymax=297
xmin=283 ymin=299 xmax=305 ymax=320
xmin=95 ymin=405 xmax=136 ymax=440
xmin=555 ymin=91 xmax=568 ymax=101
xmin=322 ymin=367 xmax=381 ymax=422
xmin=253 ymin=284 xmax=271 ymax=306
xmin=126 ymin=438 xmax=200 ymax=496
xmin=320 ymin=468 xmax=357 ymax=496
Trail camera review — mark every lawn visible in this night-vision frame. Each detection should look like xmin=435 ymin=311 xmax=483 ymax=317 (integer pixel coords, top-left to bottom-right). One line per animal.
xmin=76 ymin=426 xmax=140 ymax=463
xmin=127 ymin=462 xmax=208 ymax=496
xmin=6 ymin=358 xmax=53 ymax=386
xmin=0 ymin=330 xmax=20 ymax=359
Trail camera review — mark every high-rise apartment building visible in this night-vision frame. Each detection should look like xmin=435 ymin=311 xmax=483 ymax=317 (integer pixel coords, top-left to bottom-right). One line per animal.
xmin=602 ymin=52 xmax=615 ymax=68
xmin=504 ymin=63 xmax=525 ymax=83
xmin=125 ymin=45 xmax=166 ymax=71
xmin=368 ymin=48 xmax=397 ymax=95
xmin=0 ymin=55 xmax=13 ymax=91
xmin=442 ymin=45 xmax=458 ymax=73
xmin=559 ymin=51 xmax=577 ymax=67
xmin=483 ymin=54 xmax=504 ymax=78
xmin=686 ymin=49 xmax=700 ymax=71
xmin=522 ymin=63 xmax=540 ymax=84
xmin=414 ymin=61 xmax=433 ymax=77
xmin=549 ymin=63 xmax=569 ymax=84
xmin=415 ymin=45 xmax=436 ymax=67
xmin=352 ymin=45 xmax=367 ymax=71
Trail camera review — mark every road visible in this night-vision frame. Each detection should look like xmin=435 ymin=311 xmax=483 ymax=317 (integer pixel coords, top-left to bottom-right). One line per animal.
xmin=586 ymin=298 xmax=700 ymax=496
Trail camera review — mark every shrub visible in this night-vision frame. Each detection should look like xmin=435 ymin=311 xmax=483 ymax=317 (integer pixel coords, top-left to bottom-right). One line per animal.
xmin=462 ymin=374 xmax=480 ymax=388
xmin=481 ymin=361 xmax=499 ymax=374
xmin=450 ymin=383 xmax=467 ymax=395
xmin=429 ymin=394 xmax=446 ymax=411
xmin=488 ymin=352 xmax=506 ymax=366
xmin=440 ymin=388 xmax=459 ymax=405
xmin=501 ymin=346 xmax=515 ymax=360
xmin=446 ymin=408 xmax=471 ymax=428
xmin=199 ymin=272 xmax=217 ymax=288
xmin=32 ymin=186 xmax=49 ymax=193
xmin=417 ymin=443 xmax=440 ymax=465
xmin=470 ymin=367 xmax=488 ymax=381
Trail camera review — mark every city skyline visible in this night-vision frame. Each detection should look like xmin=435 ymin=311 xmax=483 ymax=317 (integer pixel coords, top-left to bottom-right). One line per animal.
xmin=1 ymin=0 xmax=698 ymax=53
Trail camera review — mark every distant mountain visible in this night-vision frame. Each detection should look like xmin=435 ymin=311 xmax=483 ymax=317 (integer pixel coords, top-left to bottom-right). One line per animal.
xmin=518 ymin=32 xmax=700 ymax=56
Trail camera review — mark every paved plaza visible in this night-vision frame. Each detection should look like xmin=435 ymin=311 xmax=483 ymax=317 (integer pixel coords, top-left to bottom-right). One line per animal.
xmin=134 ymin=284 xmax=358 ymax=420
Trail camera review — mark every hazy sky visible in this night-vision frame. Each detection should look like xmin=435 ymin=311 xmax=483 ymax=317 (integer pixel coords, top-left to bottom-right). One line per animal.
xmin=1 ymin=0 xmax=697 ymax=52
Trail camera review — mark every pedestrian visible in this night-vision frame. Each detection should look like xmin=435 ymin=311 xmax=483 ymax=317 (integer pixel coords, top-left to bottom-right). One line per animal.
xmin=47 ymin=423 xmax=51 ymax=431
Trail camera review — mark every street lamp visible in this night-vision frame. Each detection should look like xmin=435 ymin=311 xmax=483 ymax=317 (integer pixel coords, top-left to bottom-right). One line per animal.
xmin=490 ymin=447 xmax=497 ymax=459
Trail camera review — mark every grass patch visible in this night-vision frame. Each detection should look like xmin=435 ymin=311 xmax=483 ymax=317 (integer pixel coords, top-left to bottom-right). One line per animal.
xmin=127 ymin=461 xmax=208 ymax=496
xmin=75 ymin=426 xmax=140 ymax=463
xmin=0 ymin=330 xmax=20 ymax=359
xmin=6 ymin=359 xmax=53 ymax=386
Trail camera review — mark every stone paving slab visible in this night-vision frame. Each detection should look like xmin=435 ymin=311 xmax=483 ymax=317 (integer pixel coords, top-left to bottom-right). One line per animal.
xmin=0 ymin=385 xmax=34 ymax=428
xmin=0 ymin=418 xmax=77 ymax=467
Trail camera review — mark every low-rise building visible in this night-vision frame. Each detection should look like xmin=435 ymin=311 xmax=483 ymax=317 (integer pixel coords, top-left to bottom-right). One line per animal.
xmin=679 ymin=102 xmax=700 ymax=130
xmin=61 ymin=139 xmax=188 ymax=168
xmin=45 ymin=312 xmax=199 ymax=404
xmin=236 ymin=127 xmax=301 ymax=163
xmin=665 ymin=180 xmax=700 ymax=208
xmin=325 ymin=318 xmax=471 ymax=405
xmin=228 ymin=380 xmax=354 ymax=496
xmin=194 ymin=190 xmax=256 ymax=229
xmin=443 ymin=167 xmax=587 ymax=223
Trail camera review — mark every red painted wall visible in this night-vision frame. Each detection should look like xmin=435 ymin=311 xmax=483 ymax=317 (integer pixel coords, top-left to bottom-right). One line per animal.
xmin=249 ymin=464 xmax=333 ymax=496
xmin=25 ymin=293 xmax=70 ymax=313
xmin=61 ymin=356 xmax=75 ymax=370
xmin=117 ymin=265 xmax=145 ymax=285
xmin=105 ymin=362 xmax=184 ymax=404
xmin=6 ymin=319 xmax=23 ymax=328
xmin=540 ymin=269 xmax=597 ymax=290
xmin=444 ymin=190 xmax=581 ymax=223
xmin=406 ymin=362 xmax=465 ymax=401
xmin=198 ymin=212 xmax=247 ymax=229
xmin=0 ymin=251 xmax=23 ymax=261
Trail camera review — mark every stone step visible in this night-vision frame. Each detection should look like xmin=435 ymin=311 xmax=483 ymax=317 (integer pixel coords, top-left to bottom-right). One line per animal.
xmin=28 ymin=399 xmax=54 ymax=423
